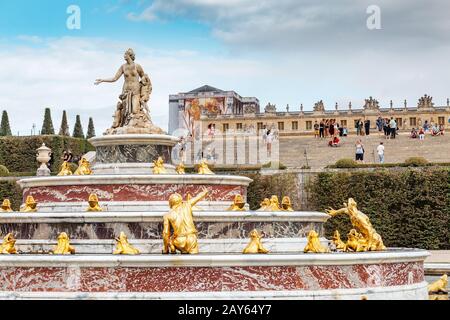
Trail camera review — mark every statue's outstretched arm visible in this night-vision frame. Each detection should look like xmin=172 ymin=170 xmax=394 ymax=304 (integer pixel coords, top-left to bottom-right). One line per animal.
xmin=189 ymin=188 xmax=209 ymax=207
xmin=326 ymin=207 xmax=348 ymax=217
xmin=95 ymin=66 xmax=123 ymax=85
xmin=162 ymin=216 xmax=171 ymax=253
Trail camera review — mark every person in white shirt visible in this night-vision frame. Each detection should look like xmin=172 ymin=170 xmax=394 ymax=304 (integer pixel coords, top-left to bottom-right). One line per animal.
xmin=377 ymin=142 xmax=385 ymax=164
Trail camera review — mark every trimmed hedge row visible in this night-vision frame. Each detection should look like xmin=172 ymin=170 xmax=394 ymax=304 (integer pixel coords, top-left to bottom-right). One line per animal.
xmin=0 ymin=180 xmax=23 ymax=211
xmin=306 ymin=168 xmax=450 ymax=250
xmin=0 ymin=135 xmax=94 ymax=174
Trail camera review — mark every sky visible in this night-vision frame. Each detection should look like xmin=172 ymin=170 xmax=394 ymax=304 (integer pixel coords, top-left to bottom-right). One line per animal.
xmin=1 ymin=0 xmax=450 ymax=135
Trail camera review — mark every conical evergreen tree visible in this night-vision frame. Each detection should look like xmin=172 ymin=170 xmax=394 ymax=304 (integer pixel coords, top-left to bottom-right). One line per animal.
xmin=41 ymin=108 xmax=55 ymax=135
xmin=58 ymin=110 xmax=70 ymax=136
xmin=0 ymin=110 xmax=12 ymax=136
xmin=86 ymin=117 xmax=96 ymax=139
xmin=72 ymin=115 xmax=84 ymax=138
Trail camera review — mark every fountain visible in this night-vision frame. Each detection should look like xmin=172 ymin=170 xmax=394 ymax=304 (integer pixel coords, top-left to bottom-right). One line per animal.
xmin=0 ymin=49 xmax=429 ymax=299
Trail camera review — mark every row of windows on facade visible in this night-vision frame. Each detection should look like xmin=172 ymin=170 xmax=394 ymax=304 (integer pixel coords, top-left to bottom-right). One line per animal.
xmin=215 ymin=117 xmax=446 ymax=132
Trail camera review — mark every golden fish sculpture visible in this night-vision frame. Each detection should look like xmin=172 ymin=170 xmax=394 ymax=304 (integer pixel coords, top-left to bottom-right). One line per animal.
xmin=51 ymin=232 xmax=75 ymax=255
xmin=74 ymin=157 xmax=92 ymax=175
xmin=257 ymin=198 xmax=270 ymax=211
xmin=163 ymin=189 xmax=209 ymax=254
xmin=243 ymin=229 xmax=269 ymax=254
xmin=113 ymin=232 xmax=140 ymax=255
xmin=86 ymin=194 xmax=103 ymax=212
xmin=20 ymin=196 xmax=37 ymax=213
xmin=176 ymin=162 xmax=185 ymax=174
xmin=326 ymin=198 xmax=386 ymax=251
xmin=152 ymin=157 xmax=167 ymax=174
xmin=303 ymin=230 xmax=330 ymax=253
xmin=1 ymin=199 xmax=13 ymax=212
xmin=57 ymin=161 xmax=73 ymax=176
xmin=0 ymin=233 xmax=17 ymax=254
xmin=332 ymin=230 xmax=346 ymax=251
xmin=428 ymin=274 xmax=448 ymax=294
xmin=197 ymin=159 xmax=214 ymax=175
xmin=281 ymin=196 xmax=294 ymax=212
xmin=227 ymin=194 xmax=246 ymax=211
xmin=345 ymin=229 xmax=366 ymax=252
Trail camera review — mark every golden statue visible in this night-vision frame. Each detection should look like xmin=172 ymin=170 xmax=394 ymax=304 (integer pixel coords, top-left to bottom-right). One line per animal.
xmin=186 ymin=193 xmax=201 ymax=211
xmin=86 ymin=194 xmax=103 ymax=212
xmin=303 ymin=230 xmax=329 ymax=253
xmin=74 ymin=157 xmax=92 ymax=175
xmin=57 ymin=161 xmax=73 ymax=176
xmin=20 ymin=196 xmax=37 ymax=213
xmin=1 ymin=199 xmax=13 ymax=212
xmin=176 ymin=162 xmax=185 ymax=174
xmin=197 ymin=159 xmax=214 ymax=175
xmin=163 ymin=189 xmax=209 ymax=254
xmin=331 ymin=230 xmax=346 ymax=251
xmin=113 ymin=232 xmax=140 ymax=255
xmin=0 ymin=233 xmax=17 ymax=254
xmin=243 ymin=229 xmax=269 ymax=254
xmin=227 ymin=194 xmax=246 ymax=211
xmin=257 ymin=198 xmax=270 ymax=211
xmin=51 ymin=232 xmax=75 ymax=255
xmin=326 ymin=198 xmax=386 ymax=251
xmin=428 ymin=274 xmax=448 ymax=294
xmin=152 ymin=157 xmax=167 ymax=174
xmin=266 ymin=195 xmax=282 ymax=211
xmin=281 ymin=196 xmax=294 ymax=212
xmin=345 ymin=229 xmax=366 ymax=252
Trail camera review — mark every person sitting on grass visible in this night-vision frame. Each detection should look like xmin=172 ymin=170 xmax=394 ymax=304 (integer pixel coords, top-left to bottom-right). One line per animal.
xmin=410 ymin=128 xmax=418 ymax=139
xmin=431 ymin=124 xmax=440 ymax=136
xmin=328 ymin=136 xmax=340 ymax=147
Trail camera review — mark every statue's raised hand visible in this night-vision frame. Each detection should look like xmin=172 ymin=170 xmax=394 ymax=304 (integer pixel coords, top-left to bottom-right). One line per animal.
xmin=325 ymin=207 xmax=336 ymax=216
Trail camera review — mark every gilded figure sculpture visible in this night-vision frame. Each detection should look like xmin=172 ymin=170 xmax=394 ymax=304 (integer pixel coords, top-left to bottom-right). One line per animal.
xmin=266 ymin=195 xmax=282 ymax=211
xmin=51 ymin=232 xmax=75 ymax=255
xmin=428 ymin=274 xmax=448 ymax=294
xmin=176 ymin=162 xmax=185 ymax=174
xmin=95 ymin=48 xmax=164 ymax=135
xmin=113 ymin=232 xmax=140 ymax=255
xmin=243 ymin=229 xmax=269 ymax=254
xmin=1 ymin=199 xmax=13 ymax=212
xmin=57 ymin=161 xmax=73 ymax=176
xmin=186 ymin=193 xmax=201 ymax=211
xmin=20 ymin=196 xmax=37 ymax=213
xmin=74 ymin=158 xmax=92 ymax=176
xmin=86 ymin=194 xmax=103 ymax=212
xmin=331 ymin=230 xmax=346 ymax=251
xmin=227 ymin=194 xmax=246 ymax=211
xmin=345 ymin=229 xmax=365 ymax=252
xmin=152 ymin=157 xmax=167 ymax=174
xmin=326 ymin=198 xmax=385 ymax=251
xmin=281 ymin=196 xmax=294 ymax=212
xmin=197 ymin=159 xmax=214 ymax=175
xmin=257 ymin=198 xmax=270 ymax=211
xmin=162 ymin=189 xmax=209 ymax=254
xmin=303 ymin=230 xmax=329 ymax=253
xmin=0 ymin=233 xmax=17 ymax=254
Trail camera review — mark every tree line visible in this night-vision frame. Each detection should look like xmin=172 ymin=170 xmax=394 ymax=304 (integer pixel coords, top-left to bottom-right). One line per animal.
xmin=0 ymin=109 xmax=96 ymax=139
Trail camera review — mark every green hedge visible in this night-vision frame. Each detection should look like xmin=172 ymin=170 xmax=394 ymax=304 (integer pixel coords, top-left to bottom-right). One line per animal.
xmin=0 ymin=135 xmax=94 ymax=173
xmin=306 ymin=168 xmax=450 ymax=250
xmin=0 ymin=180 xmax=23 ymax=211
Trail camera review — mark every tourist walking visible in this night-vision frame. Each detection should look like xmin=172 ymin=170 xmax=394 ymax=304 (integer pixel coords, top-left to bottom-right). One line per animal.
xmin=364 ymin=120 xmax=370 ymax=136
xmin=389 ymin=117 xmax=397 ymax=139
xmin=314 ymin=121 xmax=319 ymax=138
xmin=319 ymin=121 xmax=325 ymax=139
xmin=266 ymin=130 xmax=274 ymax=157
xmin=376 ymin=142 xmax=385 ymax=164
xmin=355 ymin=139 xmax=364 ymax=162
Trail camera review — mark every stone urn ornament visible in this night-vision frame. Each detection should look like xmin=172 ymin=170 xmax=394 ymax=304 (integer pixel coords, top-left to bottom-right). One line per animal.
xmin=36 ymin=143 xmax=52 ymax=176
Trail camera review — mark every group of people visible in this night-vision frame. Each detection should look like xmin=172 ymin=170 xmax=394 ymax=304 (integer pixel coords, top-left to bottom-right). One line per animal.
xmin=355 ymin=119 xmax=371 ymax=136
xmin=315 ymin=119 xmax=348 ymax=140
xmin=376 ymin=117 xmax=398 ymax=139
xmin=410 ymin=123 xmax=445 ymax=140
xmin=354 ymin=140 xmax=385 ymax=164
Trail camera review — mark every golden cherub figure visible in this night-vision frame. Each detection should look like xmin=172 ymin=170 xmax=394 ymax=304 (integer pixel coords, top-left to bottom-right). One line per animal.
xmin=304 ymin=230 xmax=330 ymax=253
xmin=176 ymin=162 xmax=185 ymax=174
xmin=51 ymin=232 xmax=75 ymax=255
xmin=0 ymin=233 xmax=17 ymax=254
xmin=20 ymin=196 xmax=37 ymax=213
xmin=74 ymin=157 xmax=92 ymax=175
xmin=197 ymin=159 xmax=214 ymax=175
xmin=345 ymin=229 xmax=366 ymax=252
xmin=1 ymin=199 xmax=13 ymax=212
xmin=243 ymin=229 xmax=269 ymax=254
xmin=326 ymin=198 xmax=385 ymax=251
xmin=163 ymin=188 xmax=209 ymax=254
xmin=227 ymin=194 xmax=246 ymax=211
xmin=428 ymin=274 xmax=448 ymax=294
xmin=281 ymin=196 xmax=294 ymax=212
xmin=57 ymin=161 xmax=73 ymax=176
xmin=331 ymin=230 xmax=346 ymax=251
xmin=266 ymin=195 xmax=282 ymax=211
xmin=113 ymin=232 xmax=140 ymax=255
xmin=86 ymin=194 xmax=103 ymax=212
xmin=257 ymin=198 xmax=270 ymax=211
xmin=153 ymin=157 xmax=167 ymax=174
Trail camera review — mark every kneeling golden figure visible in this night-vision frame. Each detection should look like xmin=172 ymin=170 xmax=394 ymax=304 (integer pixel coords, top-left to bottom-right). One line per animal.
xmin=20 ymin=196 xmax=37 ymax=213
xmin=163 ymin=189 xmax=209 ymax=254
xmin=266 ymin=195 xmax=281 ymax=211
xmin=243 ymin=229 xmax=269 ymax=254
xmin=331 ymin=230 xmax=346 ymax=251
xmin=1 ymin=199 xmax=13 ymax=212
xmin=0 ymin=233 xmax=17 ymax=254
xmin=227 ymin=194 xmax=246 ymax=211
xmin=428 ymin=274 xmax=448 ymax=294
xmin=257 ymin=198 xmax=270 ymax=211
xmin=304 ymin=230 xmax=329 ymax=253
xmin=281 ymin=196 xmax=294 ymax=212
xmin=74 ymin=157 xmax=92 ymax=175
xmin=51 ymin=232 xmax=75 ymax=255
xmin=86 ymin=194 xmax=103 ymax=212
xmin=345 ymin=229 xmax=366 ymax=252
xmin=113 ymin=232 xmax=140 ymax=255
xmin=197 ymin=159 xmax=214 ymax=175
xmin=57 ymin=161 xmax=73 ymax=176
xmin=176 ymin=162 xmax=185 ymax=174
xmin=152 ymin=157 xmax=167 ymax=174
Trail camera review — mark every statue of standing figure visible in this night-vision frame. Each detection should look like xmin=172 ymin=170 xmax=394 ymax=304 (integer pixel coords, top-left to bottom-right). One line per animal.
xmin=95 ymin=48 xmax=164 ymax=135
